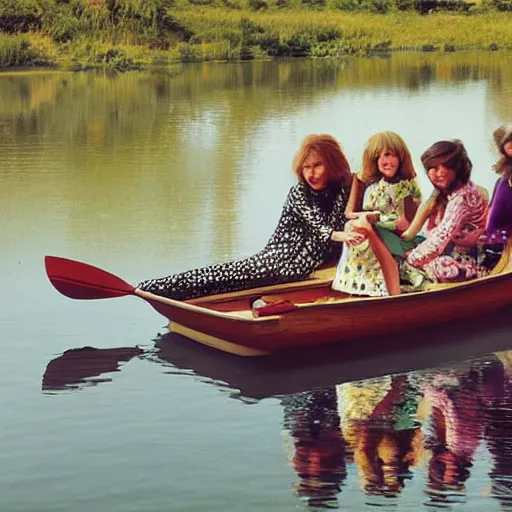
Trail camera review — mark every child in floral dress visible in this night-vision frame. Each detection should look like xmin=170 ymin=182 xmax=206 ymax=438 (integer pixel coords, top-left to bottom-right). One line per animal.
xmin=332 ymin=132 xmax=422 ymax=296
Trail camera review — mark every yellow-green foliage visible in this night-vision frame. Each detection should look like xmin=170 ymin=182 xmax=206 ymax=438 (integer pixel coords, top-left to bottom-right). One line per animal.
xmin=0 ymin=32 xmax=57 ymax=67
xmin=1 ymin=0 xmax=512 ymax=68
xmin=174 ymin=9 xmax=512 ymax=53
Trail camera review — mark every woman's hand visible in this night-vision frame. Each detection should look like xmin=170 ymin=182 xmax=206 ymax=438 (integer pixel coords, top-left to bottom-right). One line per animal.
xmin=395 ymin=216 xmax=410 ymax=234
xmin=364 ymin=211 xmax=381 ymax=224
xmin=345 ymin=211 xmax=363 ymax=220
xmin=345 ymin=211 xmax=380 ymax=223
xmin=331 ymin=230 xmax=367 ymax=246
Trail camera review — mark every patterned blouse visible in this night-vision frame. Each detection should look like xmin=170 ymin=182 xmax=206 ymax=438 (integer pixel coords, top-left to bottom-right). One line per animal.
xmin=407 ymin=181 xmax=488 ymax=269
xmin=364 ymin=177 xmax=422 ymax=230
xmin=265 ymin=181 xmax=349 ymax=264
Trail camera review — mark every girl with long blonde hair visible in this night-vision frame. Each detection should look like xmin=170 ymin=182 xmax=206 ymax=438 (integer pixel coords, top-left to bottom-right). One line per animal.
xmin=332 ymin=131 xmax=422 ymax=296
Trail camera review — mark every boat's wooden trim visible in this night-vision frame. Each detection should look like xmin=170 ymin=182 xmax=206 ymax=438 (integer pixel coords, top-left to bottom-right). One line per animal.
xmin=186 ymin=266 xmax=337 ymax=306
xmin=140 ymin=261 xmax=512 ymax=326
xmin=135 ymin=288 xmax=278 ymax=323
xmin=169 ymin=322 xmax=270 ymax=356
xmin=490 ymin=239 xmax=512 ymax=274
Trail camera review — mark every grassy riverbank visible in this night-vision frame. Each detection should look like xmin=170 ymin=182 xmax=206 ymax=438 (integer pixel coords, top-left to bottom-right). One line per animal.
xmin=0 ymin=0 xmax=511 ymax=70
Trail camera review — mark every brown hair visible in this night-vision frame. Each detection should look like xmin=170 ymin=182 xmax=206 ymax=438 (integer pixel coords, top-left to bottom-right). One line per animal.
xmin=293 ymin=134 xmax=352 ymax=191
xmin=421 ymin=139 xmax=472 ymax=190
xmin=360 ymin=131 xmax=416 ymax=185
xmin=492 ymin=123 xmax=512 ymax=178
xmin=420 ymin=140 xmax=472 ymax=227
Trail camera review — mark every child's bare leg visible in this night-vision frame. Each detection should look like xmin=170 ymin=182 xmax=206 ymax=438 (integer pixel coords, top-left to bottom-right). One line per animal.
xmin=354 ymin=219 xmax=401 ymax=296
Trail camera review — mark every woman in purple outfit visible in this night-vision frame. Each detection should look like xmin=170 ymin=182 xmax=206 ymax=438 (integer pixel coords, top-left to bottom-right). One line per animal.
xmin=481 ymin=123 xmax=512 ymax=270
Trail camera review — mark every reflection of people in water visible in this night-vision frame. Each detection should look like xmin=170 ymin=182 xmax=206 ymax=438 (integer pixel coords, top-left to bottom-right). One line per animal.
xmin=42 ymin=346 xmax=142 ymax=391
xmin=418 ymin=363 xmax=485 ymax=504
xmin=481 ymin=353 xmax=512 ymax=510
xmin=337 ymin=374 xmax=423 ymax=497
xmin=281 ymin=388 xmax=347 ymax=510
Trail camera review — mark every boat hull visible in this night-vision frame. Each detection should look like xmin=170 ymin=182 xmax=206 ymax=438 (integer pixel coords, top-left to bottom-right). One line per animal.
xmin=137 ymin=266 xmax=512 ymax=356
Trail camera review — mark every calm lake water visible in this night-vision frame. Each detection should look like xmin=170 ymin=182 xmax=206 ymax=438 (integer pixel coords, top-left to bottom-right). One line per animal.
xmin=2 ymin=52 xmax=512 ymax=511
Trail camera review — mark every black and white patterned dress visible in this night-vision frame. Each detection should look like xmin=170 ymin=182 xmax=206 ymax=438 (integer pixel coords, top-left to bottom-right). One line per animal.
xmin=137 ymin=181 xmax=348 ymax=300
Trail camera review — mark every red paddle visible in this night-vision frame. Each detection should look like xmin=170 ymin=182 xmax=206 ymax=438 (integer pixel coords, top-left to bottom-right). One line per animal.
xmin=45 ymin=256 xmax=136 ymax=300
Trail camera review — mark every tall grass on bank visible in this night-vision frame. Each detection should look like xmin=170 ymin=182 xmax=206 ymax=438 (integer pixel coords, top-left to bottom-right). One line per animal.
xmin=0 ymin=32 xmax=57 ymax=67
xmin=172 ymin=9 xmax=512 ymax=61
xmin=0 ymin=0 xmax=512 ymax=69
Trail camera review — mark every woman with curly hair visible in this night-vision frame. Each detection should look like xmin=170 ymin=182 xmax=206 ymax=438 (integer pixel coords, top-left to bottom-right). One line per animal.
xmin=137 ymin=134 xmax=362 ymax=300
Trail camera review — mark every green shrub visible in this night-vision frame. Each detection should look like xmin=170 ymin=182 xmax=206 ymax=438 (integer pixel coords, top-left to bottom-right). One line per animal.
xmin=395 ymin=0 xmax=415 ymax=10
xmin=489 ymin=0 xmax=512 ymax=9
xmin=372 ymin=39 xmax=391 ymax=51
xmin=333 ymin=0 xmax=392 ymax=12
xmin=0 ymin=32 xmax=54 ymax=67
xmin=248 ymin=0 xmax=269 ymax=9
xmin=302 ymin=0 xmax=327 ymax=8
xmin=177 ymin=42 xmax=202 ymax=61
xmin=282 ymin=31 xmax=312 ymax=56
xmin=0 ymin=0 xmax=42 ymax=33
xmin=42 ymin=5 xmax=81 ymax=43
xmin=223 ymin=0 xmax=242 ymax=8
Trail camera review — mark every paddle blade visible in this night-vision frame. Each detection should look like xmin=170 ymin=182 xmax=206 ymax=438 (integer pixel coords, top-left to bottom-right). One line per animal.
xmin=45 ymin=256 xmax=136 ymax=300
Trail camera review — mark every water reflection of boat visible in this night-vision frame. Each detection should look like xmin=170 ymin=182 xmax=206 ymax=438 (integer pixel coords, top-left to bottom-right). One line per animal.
xmin=42 ymin=303 xmax=512 ymax=398
xmin=149 ymin=304 xmax=512 ymax=400
xmin=45 ymin=243 xmax=512 ymax=356
xmin=42 ymin=346 xmax=143 ymax=392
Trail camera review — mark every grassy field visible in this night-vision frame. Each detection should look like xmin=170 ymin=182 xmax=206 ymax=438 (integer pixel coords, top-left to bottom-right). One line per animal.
xmin=0 ymin=0 xmax=511 ymax=70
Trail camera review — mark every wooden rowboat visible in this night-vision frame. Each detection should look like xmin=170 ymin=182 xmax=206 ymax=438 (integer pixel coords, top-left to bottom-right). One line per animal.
xmin=44 ymin=241 xmax=512 ymax=357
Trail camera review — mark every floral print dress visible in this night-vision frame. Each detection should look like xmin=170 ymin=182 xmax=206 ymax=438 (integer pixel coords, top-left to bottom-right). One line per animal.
xmin=332 ymin=177 xmax=422 ymax=296
xmin=405 ymin=180 xmax=488 ymax=283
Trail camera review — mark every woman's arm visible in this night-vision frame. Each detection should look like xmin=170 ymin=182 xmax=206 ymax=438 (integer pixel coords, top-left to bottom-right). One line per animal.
xmin=285 ymin=184 xmax=346 ymax=247
xmin=407 ymin=195 xmax=466 ymax=267
xmin=344 ymin=174 xmax=366 ymax=219
xmin=401 ymin=193 xmax=437 ymax=241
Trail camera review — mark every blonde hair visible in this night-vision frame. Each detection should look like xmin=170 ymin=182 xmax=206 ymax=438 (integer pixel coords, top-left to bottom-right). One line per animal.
xmin=361 ymin=131 xmax=416 ymax=185
xmin=353 ymin=427 xmax=424 ymax=495
xmin=293 ymin=134 xmax=352 ymax=191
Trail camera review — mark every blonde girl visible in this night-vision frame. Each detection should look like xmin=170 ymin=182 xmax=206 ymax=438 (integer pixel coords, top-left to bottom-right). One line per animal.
xmin=332 ymin=131 xmax=422 ymax=296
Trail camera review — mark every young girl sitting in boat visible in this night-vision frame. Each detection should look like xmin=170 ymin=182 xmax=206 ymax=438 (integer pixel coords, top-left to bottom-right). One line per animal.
xmin=358 ymin=139 xmax=488 ymax=293
xmin=331 ymin=131 xmax=422 ymax=296
xmin=137 ymin=134 xmax=364 ymax=300
xmin=480 ymin=123 xmax=512 ymax=271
